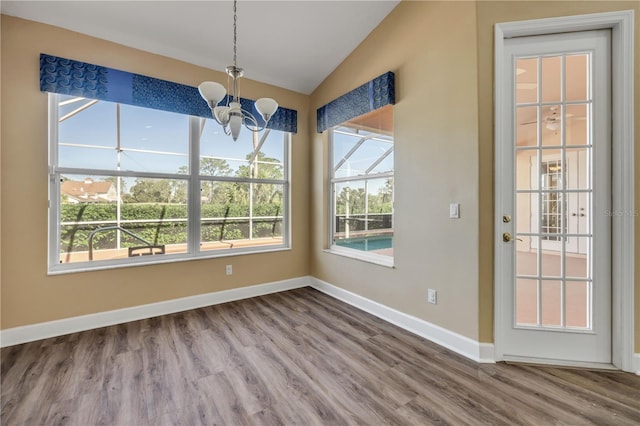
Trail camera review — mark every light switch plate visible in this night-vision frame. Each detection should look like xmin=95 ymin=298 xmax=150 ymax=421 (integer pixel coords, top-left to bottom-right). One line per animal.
xmin=428 ymin=289 xmax=437 ymax=304
xmin=449 ymin=203 xmax=460 ymax=219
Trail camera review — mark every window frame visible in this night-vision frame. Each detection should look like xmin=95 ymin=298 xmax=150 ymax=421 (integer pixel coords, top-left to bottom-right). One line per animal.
xmin=326 ymin=126 xmax=394 ymax=268
xmin=48 ymin=94 xmax=291 ymax=274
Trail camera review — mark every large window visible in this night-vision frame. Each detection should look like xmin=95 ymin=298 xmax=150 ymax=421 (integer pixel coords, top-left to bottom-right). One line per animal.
xmin=328 ymin=107 xmax=394 ymax=265
xmin=49 ymin=94 xmax=289 ymax=272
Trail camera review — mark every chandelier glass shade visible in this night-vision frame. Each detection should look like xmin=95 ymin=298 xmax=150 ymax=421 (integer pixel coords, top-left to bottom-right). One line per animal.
xmin=198 ymin=0 xmax=278 ymax=141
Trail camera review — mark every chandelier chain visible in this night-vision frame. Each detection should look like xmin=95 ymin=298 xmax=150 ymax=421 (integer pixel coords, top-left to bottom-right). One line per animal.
xmin=198 ymin=0 xmax=277 ymax=141
xmin=233 ymin=0 xmax=237 ymax=67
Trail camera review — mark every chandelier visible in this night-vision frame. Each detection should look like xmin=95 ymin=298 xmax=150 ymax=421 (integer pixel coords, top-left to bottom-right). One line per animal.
xmin=198 ymin=0 xmax=278 ymax=141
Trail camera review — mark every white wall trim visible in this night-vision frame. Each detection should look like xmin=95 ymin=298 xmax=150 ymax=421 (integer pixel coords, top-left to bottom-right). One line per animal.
xmin=0 ymin=276 xmax=310 ymax=348
xmin=632 ymin=353 xmax=640 ymax=376
xmin=479 ymin=343 xmax=497 ymax=364
xmin=310 ymin=277 xmax=495 ymax=364
xmin=494 ymin=10 xmax=635 ymax=373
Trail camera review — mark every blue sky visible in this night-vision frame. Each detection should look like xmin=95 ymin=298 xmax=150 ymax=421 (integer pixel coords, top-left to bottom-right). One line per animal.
xmin=58 ymin=95 xmax=284 ymax=177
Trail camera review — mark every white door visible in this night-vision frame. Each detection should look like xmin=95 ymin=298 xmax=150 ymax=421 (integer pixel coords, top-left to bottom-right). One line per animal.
xmin=497 ymin=29 xmax=611 ymax=365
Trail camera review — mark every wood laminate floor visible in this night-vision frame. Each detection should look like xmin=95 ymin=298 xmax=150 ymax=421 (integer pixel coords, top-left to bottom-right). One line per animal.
xmin=2 ymin=287 xmax=639 ymax=425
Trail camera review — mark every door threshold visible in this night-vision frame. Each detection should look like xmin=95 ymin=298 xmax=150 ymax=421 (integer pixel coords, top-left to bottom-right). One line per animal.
xmin=503 ymin=355 xmax=619 ymax=371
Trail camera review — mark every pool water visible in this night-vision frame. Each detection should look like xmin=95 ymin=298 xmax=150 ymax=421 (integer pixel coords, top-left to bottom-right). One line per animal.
xmin=335 ymin=236 xmax=393 ymax=251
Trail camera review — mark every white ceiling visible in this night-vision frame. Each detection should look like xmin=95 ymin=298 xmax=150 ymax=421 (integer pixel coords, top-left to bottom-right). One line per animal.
xmin=1 ymin=0 xmax=400 ymax=94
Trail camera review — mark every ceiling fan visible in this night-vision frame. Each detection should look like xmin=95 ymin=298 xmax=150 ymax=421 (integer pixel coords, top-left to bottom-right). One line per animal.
xmin=520 ymin=106 xmax=585 ymax=130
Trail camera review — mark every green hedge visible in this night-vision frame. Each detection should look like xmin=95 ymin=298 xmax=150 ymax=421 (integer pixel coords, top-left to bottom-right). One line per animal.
xmin=60 ymin=202 xmax=282 ymax=253
xmin=61 ymin=203 xmax=281 ymax=222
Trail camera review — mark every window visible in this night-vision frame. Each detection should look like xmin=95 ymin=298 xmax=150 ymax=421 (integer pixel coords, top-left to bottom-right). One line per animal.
xmin=49 ymin=94 xmax=290 ymax=272
xmin=328 ymin=107 xmax=394 ymax=266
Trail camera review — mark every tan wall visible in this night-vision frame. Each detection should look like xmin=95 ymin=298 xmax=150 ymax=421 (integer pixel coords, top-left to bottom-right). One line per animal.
xmin=476 ymin=1 xmax=640 ymax=349
xmin=0 ymin=15 xmax=310 ymax=329
xmin=310 ymin=1 xmax=481 ymax=340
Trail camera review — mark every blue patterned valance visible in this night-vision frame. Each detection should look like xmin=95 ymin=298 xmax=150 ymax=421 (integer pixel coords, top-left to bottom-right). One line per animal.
xmin=317 ymin=71 xmax=395 ymax=133
xmin=40 ymin=53 xmax=297 ymax=133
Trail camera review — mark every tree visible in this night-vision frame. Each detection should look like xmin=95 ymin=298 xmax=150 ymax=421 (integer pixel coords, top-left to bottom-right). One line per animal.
xmin=198 ymin=158 xmax=233 ymax=204
xmin=336 ymin=187 xmax=366 ymax=215
xmin=124 ymin=178 xmax=173 ymax=203
xmin=236 ymin=152 xmax=283 ymax=207
xmin=237 ymin=152 xmax=283 ymax=180
xmin=200 ymin=158 xmax=232 ymax=177
xmin=170 ymin=179 xmax=188 ymax=204
xmin=368 ymin=178 xmax=393 ymax=214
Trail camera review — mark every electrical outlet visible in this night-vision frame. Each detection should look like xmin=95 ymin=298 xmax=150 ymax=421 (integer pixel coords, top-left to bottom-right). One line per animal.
xmin=427 ymin=289 xmax=437 ymax=304
xmin=225 ymin=264 xmax=233 ymax=275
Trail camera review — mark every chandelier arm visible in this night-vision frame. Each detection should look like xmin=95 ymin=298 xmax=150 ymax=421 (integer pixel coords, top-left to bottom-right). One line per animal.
xmin=241 ymin=110 xmax=267 ymax=132
xmin=212 ymin=115 xmax=225 ymax=126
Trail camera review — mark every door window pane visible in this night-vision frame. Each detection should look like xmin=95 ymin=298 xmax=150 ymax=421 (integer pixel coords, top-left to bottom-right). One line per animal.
xmin=565 ymin=54 xmax=589 ymax=102
xmin=541 ymin=251 xmax=562 ymax=278
xmin=516 ymin=57 xmax=538 ymax=104
xmin=516 ymin=150 xmax=537 ymax=190
xmin=566 ymin=104 xmax=588 ymax=146
xmin=516 ymin=236 xmax=538 ymax=276
xmin=565 ymin=148 xmax=589 ymax=190
xmin=541 ymin=280 xmax=562 ymax=326
xmin=516 ymin=278 xmax=538 ymax=325
xmin=541 ymin=105 xmax=562 ymax=146
xmin=516 ymin=192 xmax=534 ymax=234
xmin=516 ymin=106 xmax=538 ymax=147
xmin=541 ymin=56 xmax=562 ymax=103
xmin=566 ymin=239 xmax=589 ymax=278
xmin=566 ymin=281 xmax=589 ymax=328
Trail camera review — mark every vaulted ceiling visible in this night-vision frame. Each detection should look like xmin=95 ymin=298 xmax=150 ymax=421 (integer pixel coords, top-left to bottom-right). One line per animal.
xmin=1 ymin=0 xmax=400 ymax=95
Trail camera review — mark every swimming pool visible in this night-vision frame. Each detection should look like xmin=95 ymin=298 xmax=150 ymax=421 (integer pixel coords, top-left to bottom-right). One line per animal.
xmin=334 ymin=236 xmax=393 ymax=252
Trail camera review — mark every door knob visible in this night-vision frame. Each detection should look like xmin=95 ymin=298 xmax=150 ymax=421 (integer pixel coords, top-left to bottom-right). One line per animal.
xmin=503 ymin=232 xmax=523 ymax=242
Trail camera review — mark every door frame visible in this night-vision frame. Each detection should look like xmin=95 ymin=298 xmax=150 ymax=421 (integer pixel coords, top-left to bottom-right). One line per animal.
xmin=494 ymin=11 xmax=635 ymax=372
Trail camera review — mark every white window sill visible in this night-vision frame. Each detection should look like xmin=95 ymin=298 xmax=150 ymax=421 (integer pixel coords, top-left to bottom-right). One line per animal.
xmin=324 ymin=246 xmax=394 ymax=268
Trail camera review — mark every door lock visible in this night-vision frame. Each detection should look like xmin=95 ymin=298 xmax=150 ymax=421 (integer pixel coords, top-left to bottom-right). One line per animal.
xmin=503 ymin=232 xmax=523 ymax=242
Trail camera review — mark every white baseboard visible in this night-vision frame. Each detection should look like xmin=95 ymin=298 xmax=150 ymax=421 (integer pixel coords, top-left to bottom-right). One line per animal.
xmin=0 ymin=276 xmax=310 ymax=348
xmin=633 ymin=353 xmax=640 ymax=375
xmin=309 ymin=277 xmax=495 ymax=364
xmin=1 ymin=275 xmax=498 ymax=365
xmin=479 ymin=343 xmax=496 ymax=363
